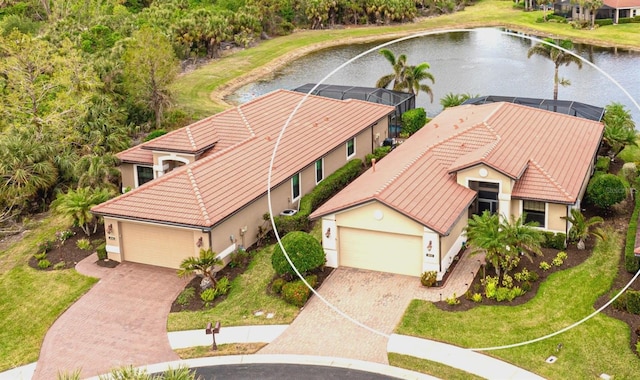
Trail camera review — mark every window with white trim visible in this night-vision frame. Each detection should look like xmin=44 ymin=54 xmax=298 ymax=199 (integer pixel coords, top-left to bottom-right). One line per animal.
xmin=292 ymin=173 xmax=301 ymax=200
xmin=136 ymin=166 xmax=154 ymax=187
xmin=523 ymin=200 xmax=545 ymax=227
xmin=346 ymin=138 xmax=355 ymax=158
xmin=315 ymin=159 xmax=324 ymax=184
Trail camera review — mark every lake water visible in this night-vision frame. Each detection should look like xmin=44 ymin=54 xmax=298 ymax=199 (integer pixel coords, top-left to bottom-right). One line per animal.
xmin=229 ymin=28 xmax=640 ymax=122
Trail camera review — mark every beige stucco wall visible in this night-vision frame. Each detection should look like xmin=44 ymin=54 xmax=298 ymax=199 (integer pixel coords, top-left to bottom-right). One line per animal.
xmin=456 ymin=164 xmax=513 ymax=194
xmin=510 ymin=200 xmax=522 ymax=219
xmin=335 ymin=201 xmax=424 ymax=236
xmin=547 ymin=202 xmax=568 ymax=233
xmin=440 ymin=213 xmax=468 ymax=261
xmin=119 ymin=164 xmax=135 ymax=191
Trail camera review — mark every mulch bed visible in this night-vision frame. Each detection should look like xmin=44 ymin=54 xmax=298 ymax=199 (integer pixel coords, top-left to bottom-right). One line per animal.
xmin=434 ymin=195 xmax=640 ymax=354
xmin=27 ymin=224 xmax=116 ymax=270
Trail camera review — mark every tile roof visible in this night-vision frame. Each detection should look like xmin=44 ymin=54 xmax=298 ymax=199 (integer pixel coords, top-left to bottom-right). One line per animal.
xmin=92 ymin=90 xmax=395 ymax=228
xmin=604 ymin=0 xmax=640 ymax=8
xmin=310 ymin=102 xmax=604 ymax=235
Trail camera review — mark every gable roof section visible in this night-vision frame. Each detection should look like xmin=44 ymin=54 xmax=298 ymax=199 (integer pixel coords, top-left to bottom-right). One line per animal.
xmin=311 ymin=102 xmax=603 ymax=235
xmin=92 ymin=90 xmax=394 ymax=228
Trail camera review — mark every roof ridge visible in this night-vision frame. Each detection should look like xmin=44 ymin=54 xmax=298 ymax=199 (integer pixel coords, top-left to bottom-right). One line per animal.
xmin=237 ymin=105 xmax=255 ymax=137
xmin=186 ymin=167 xmax=212 ymax=225
xmin=528 ymin=159 xmax=573 ymax=201
xmin=185 ymin=126 xmax=197 ymax=149
xmin=374 ymin=122 xmax=488 ymax=196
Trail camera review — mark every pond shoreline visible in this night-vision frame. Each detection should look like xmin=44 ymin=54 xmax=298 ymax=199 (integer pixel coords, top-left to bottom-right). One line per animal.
xmin=211 ymin=20 xmax=640 ymax=109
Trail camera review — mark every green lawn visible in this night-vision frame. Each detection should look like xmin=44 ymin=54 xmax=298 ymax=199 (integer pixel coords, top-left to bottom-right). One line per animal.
xmin=396 ymin=230 xmax=640 ymax=379
xmin=167 ymin=244 xmax=299 ymax=331
xmin=172 ymin=0 xmax=640 ymax=118
xmin=388 ymin=353 xmax=484 ymax=380
xmin=0 ymin=214 xmax=97 ymax=371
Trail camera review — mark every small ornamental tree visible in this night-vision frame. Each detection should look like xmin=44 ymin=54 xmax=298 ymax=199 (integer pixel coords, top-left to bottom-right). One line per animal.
xmin=178 ymin=248 xmax=223 ymax=288
xmin=586 ymin=173 xmax=626 ymax=209
xmin=272 ymin=231 xmax=325 ymax=278
xmin=401 ymin=108 xmax=427 ymax=136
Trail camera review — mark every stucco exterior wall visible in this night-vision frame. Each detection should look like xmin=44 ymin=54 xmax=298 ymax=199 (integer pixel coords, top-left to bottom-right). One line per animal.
xmin=456 ymin=163 xmax=513 ymax=218
xmin=547 ymin=202 xmax=569 ymax=233
xmin=440 ymin=213 xmax=468 ymax=260
xmin=119 ymin=164 xmax=135 ymax=191
xmin=335 ymin=201 xmax=424 ymax=236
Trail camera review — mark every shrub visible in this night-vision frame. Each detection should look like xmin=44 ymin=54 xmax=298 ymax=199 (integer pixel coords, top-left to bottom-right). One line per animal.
xmin=271 ymin=231 xmax=325 ymax=277
xmin=557 ymin=251 xmax=568 ymax=260
xmin=625 ymin=190 xmax=640 ymax=273
xmin=621 ymin=162 xmax=637 ymax=184
xmin=76 ymin=238 xmax=92 ymax=250
xmin=38 ymin=259 xmax=51 ymax=269
xmin=420 ymin=271 xmax=437 ymax=287
xmin=495 ymin=287 xmax=512 ymax=302
xmin=53 ymin=262 xmax=66 ymax=270
xmin=587 ymin=173 xmax=627 ymax=209
xmin=445 ymin=293 xmax=460 ymax=305
xmin=304 ymin=274 xmax=318 ymax=288
xmin=271 ymin=278 xmax=286 ymax=294
xmin=471 ymin=293 xmax=483 ymax=303
xmin=482 ymin=276 xmax=499 ymax=299
xmin=514 ymin=268 xmax=529 ymax=282
xmin=176 ymin=287 xmax=195 ymax=307
xmin=365 ymin=146 xmax=392 ymax=166
xmin=282 ymin=280 xmax=311 ymax=307
xmin=619 ymin=17 xmax=633 ymax=24
xmin=511 ymin=286 xmax=526 ymax=298
xmin=612 ymin=289 xmax=628 ymax=311
xmin=501 ymin=274 xmax=513 ymax=288
xmin=627 ymin=290 xmax=640 ymax=314
xmin=552 ymin=256 xmax=564 ymax=267
xmin=595 ymin=18 xmax=614 ymax=26
xmin=200 ymin=288 xmax=217 ymax=307
xmin=38 ymin=240 xmax=55 ymax=254
xmin=521 ymin=281 xmax=532 ymax=292
xmin=144 ymin=129 xmax=167 ymax=141
xmin=215 ymin=276 xmax=230 ymax=296
xmin=56 ymin=229 xmax=74 ymax=242
xmin=539 ymin=261 xmax=551 ymax=271
xmin=595 ymin=156 xmax=610 ymax=172
xmin=273 ymin=159 xmax=363 ymax=235
xmin=96 ymin=243 xmax=107 ymax=260
xmin=229 ymin=249 xmax=249 ymax=268
xmin=401 ymin=108 xmax=427 ymax=135
xmin=527 ymin=270 xmax=539 ymax=282
xmin=34 ymin=252 xmax=47 ymax=260
xmin=541 ymin=231 xmax=566 ymax=249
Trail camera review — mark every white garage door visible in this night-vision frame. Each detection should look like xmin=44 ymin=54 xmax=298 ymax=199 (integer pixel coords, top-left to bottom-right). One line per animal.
xmin=121 ymin=222 xmax=194 ymax=268
xmin=338 ymin=227 xmax=422 ymax=277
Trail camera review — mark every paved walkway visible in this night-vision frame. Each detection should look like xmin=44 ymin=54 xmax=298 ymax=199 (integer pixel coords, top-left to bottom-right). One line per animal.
xmin=32 ymin=255 xmax=190 ymax=379
xmin=258 ymin=249 xmax=484 ymax=364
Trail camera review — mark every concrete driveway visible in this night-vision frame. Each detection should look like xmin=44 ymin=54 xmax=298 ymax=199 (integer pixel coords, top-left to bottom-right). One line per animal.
xmin=33 ymin=255 xmax=190 ymax=379
xmin=259 ymin=251 xmax=482 ymax=364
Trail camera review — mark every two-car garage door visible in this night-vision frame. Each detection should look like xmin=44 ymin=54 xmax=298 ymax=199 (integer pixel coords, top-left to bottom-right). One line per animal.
xmin=338 ymin=227 xmax=422 ymax=277
xmin=120 ymin=222 xmax=193 ymax=269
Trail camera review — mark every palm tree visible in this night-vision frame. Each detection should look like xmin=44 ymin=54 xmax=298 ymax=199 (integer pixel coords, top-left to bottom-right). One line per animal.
xmin=375 ymin=49 xmax=410 ymax=91
xmin=602 ymin=102 xmax=637 ymax=156
xmin=75 ymin=154 xmax=121 ymax=191
xmin=440 ymin=92 xmax=480 ymax=109
xmin=178 ymin=248 xmax=223 ymax=288
xmin=375 ymin=49 xmax=435 ymax=101
xmin=500 ymin=214 xmax=545 ymax=264
xmin=404 ymin=62 xmax=435 ymax=102
xmin=51 ymin=187 xmax=114 ymax=236
xmin=562 ymin=208 xmax=603 ymax=249
xmin=465 ymin=211 xmax=506 ymax=277
xmin=527 ymin=38 xmax=582 ymax=100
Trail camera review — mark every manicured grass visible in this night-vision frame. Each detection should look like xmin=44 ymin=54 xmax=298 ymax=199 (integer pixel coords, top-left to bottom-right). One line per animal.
xmin=388 ymin=353 xmax=484 ymax=380
xmin=167 ymin=245 xmax=299 ymax=331
xmin=396 ymin=231 xmax=640 ymax=379
xmin=0 ymin=214 xmax=98 ymax=371
xmin=175 ymin=343 xmax=266 ymax=359
xmin=172 ymin=0 xmax=640 ymax=118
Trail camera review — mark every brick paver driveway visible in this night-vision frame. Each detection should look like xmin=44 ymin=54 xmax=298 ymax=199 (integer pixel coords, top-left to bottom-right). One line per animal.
xmin=33 ymin=258 xmax=190 ymax=379
xmin=259 ymin=251 xmax=482 ymax=364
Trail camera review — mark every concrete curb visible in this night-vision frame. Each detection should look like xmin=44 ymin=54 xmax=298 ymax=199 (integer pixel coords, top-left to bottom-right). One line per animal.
xmin=168 ymin=325 xmax=289 ymax=349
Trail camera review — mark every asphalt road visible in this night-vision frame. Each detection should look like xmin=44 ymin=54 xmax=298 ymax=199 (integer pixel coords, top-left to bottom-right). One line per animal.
xmin=172 ymin=363 xmax=402 ymax=379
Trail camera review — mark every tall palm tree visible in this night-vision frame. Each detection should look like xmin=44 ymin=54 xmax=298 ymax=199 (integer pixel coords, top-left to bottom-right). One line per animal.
xmin=375 ymin=49 xmax=435 ymax=101
xmin=375 ymin=49 xmax=410 ymax=91
xmin=527 ymin=38 xmax=582 ymax=100
xmin=562 ymin=208 xmax=603 ymax=250
xmin=404 ymin=62 xmax=435 ymax=102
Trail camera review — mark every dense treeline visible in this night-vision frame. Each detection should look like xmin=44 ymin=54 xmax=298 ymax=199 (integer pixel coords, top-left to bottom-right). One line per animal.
xmin=0 ymin=0 xmax=472 ymax=232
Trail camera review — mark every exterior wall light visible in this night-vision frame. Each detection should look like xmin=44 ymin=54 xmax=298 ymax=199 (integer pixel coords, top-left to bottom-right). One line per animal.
xmin=196 ymin=237 xmax=203 ymax=248
xmin=427 ymin=240 xmax=433 ymax=252
xmin=106 ymin=224 xmax=113 ymax=235
xmin=325 ymin=227 xmax=331 ymax=238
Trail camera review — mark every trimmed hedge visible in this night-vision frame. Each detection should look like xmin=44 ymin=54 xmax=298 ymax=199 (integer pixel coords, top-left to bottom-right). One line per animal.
xmin=542 ymin=232 xmax=567 ymax=250
xmin=282 ymin=280 xmax=311 ymax=307
xmin=587 ymin=173 xmax=626 ymax=209
xmin=595 ymin=19 xmax=614 ymax=26
xmin=365 ymin=146 xmax=391 ymax=166
xmin=595 ymin=156 xmax=610 ymax=172
xmin=274 ymin=159 xmax=363 ymax=235
xmin=625 ymin=191 xmax=640 ymax=273
xmin=401 ymin=108 xmax=427 ymax=135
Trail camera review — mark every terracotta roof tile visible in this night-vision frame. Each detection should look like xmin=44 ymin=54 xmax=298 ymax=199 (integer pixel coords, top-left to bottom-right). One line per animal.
xmin=116 ymin=145 xmax=154 ymax=165
xmin=311 ymin=102 xmax=603 ymax=234
xmin=604 ymin=0 xmax=640 ymax=8
xmin=93 ymin=90 xmax=394 ymax=227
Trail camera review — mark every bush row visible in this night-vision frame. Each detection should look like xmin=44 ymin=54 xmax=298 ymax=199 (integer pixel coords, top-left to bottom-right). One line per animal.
xmin=541 ymin=231 xmax=567 ymax=250
xmin=365 ymin=146 xmax=392 ymax=166
xmin=274 ymin=159 xmax=364 ymax=234
xmin=625 ymin=190 xmax=640 ymax=272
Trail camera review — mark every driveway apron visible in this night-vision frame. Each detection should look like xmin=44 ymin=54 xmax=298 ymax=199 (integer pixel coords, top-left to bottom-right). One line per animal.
xmin=259 ymin=251 xmax=483 ymax=364
xmin=33 ymin=259 xmax=190 ymax=379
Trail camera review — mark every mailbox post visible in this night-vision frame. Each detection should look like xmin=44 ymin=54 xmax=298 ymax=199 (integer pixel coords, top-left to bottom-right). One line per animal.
xmin=205 ymin=321 xmax=221 ymax=350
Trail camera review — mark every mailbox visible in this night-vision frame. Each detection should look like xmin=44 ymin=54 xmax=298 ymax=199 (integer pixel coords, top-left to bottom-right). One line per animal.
xmin=205 ymin=321 xmax=221 ymax=350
